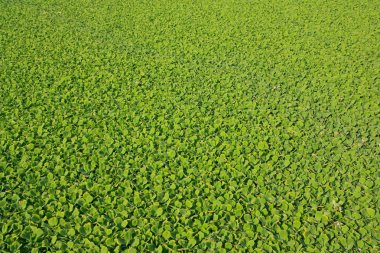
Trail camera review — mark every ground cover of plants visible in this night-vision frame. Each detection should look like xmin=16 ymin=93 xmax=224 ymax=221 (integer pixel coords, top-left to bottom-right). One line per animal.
xmin=1 ymin=0 xmax=379 ymax=252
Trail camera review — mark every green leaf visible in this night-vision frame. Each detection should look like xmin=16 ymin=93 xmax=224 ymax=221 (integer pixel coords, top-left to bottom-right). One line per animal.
xmin=51 ymin=235 xmax=57 ymax=244
xmin=83 ymin=192 xmax=94 ymax=204
xmin=10 ymin=241 xmax=22 ymax=252
xmin=257 ymin=141 xmax=268 ymax=150
xmin=31 ymin=226 xmax=44 ymax=238
xmin=188 ymin=238 xmax=197 ymax=247
xmin=315 ymin=211 xmax=323 ymax=221
xmin=167 ymin=149 xmax=176 ymax=159
xmin=68 ymin=228 xmax=76 ymax=236
xmin=279 ymin=229 xmax=288 ymax=240
xmin=341 ymin=225 xmax=349 ymax=234
xmin=37 ymin=125 xmax=43 ymax=136
xmin=2 ymin=223 xmax=8 ymax=234
xmin=162 ymin=230 xmax=171 ymax=240
xmin=293 ymin=219 xmax=301 ymax=229
xmin=366 ymin=208 xmax=375 ymax=217
xmin=19 ymin=199 xmax=27 ymax=209
xmin=156 ymin=207 xmax=163 ymax=216
xmin=185 ymin=200 xmax=193 ymax=208
xmin=100 ymin=245 xmax=109 ymax=253
xmin=48 ymin=217 xmax=58 ymax=226
xmin=125 ymin=248 xmax=137 ymax=253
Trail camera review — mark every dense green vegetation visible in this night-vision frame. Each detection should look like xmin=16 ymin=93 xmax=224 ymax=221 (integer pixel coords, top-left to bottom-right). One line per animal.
xmin=1 ymin=0 xmax=379 ymax=252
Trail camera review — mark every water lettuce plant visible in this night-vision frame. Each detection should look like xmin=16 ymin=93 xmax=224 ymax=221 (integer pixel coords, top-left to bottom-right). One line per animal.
xmin=0 ymin=0 xmax=379 ymax=252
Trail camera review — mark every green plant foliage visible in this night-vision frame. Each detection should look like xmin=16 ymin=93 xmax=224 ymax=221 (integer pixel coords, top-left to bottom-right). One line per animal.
xmin=0 ymin=0 xmax=379 ymax=252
